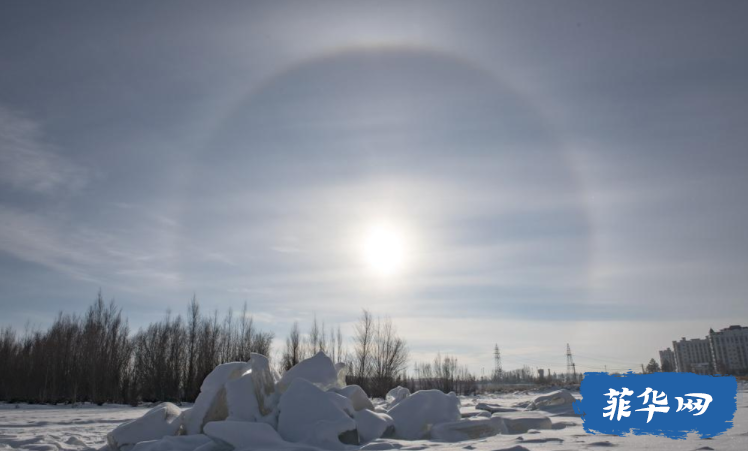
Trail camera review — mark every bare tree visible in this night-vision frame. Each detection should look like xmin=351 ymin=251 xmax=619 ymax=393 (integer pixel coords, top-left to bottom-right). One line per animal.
xmin=353 ymin=310 xmax=375 ymax=391
xmin=185 ymin=295 xmax=200 ymax=400
xmin=352 ymin=310 xmax=408 ymax=397
xmin=336 ymin=325 xmax=344 ymax=364
xmin=370 ymin=316 xmax=409 ymax=397
xmin=281 ymin=322 xmax=303 ymax=371
xmin=308 ymin=315 xmax=328 ymax=356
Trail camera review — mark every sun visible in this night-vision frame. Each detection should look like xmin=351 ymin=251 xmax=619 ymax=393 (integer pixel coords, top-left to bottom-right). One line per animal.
xmin=361 ymin=223 xmax=407 ymax=276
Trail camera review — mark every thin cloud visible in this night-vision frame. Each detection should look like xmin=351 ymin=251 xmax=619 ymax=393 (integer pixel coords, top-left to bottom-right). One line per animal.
xmin=0 ymin=106 xmax=89 ymax=195
xmin=0 ymin=205 xmax=181 ymax=290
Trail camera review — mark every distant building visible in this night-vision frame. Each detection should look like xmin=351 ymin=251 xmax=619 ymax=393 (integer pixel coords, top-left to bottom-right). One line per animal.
xmin=672 ymin=337 xmax=712 ymax=374
xmin=708 ymin=325 xmax=748 ymax=374
xmin=659 ymin=348 xmax=675 ymax=371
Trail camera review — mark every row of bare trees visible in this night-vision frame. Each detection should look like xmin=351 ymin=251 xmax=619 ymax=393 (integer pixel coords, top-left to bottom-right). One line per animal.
xmin=0 ymin=295 xmax=130 ymax=405
xmin=279 ymin=316 xmax=344 ymax=372
xmin=0 ymin=295 xmax=518 ymax=405
xmin=278 ymin=310 xmax=410 ymax=398
xmin=409 ymin=353 xmax=478 ymax=395
xmin=0 ymin=293 xmax=272 ymax=405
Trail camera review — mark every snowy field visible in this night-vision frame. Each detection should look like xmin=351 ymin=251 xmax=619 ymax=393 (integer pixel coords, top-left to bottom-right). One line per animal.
xmin=1 ymin=385 xmax=745 ymax=451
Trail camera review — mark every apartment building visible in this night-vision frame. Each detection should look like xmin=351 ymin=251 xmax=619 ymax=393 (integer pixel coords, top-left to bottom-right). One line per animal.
xmin=659 ymin=347 xmax=675 ymax=371
xmin=672 ymin=337 xmax=712 ymax=374
xmin=708 ymin=325 xmax=748 ymax=374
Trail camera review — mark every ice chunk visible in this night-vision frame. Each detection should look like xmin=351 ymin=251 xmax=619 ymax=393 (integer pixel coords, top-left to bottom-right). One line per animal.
xmin=183 ymin=362 xmax=251 ymax=434
xmin=459 ymin=407 xmax=491 ymax=418
xmin=385 ymin=386 xmax=410 ymax=406
xmin=203 ymin=420 xmax=316 ymax=451
xmin=277 ymin=378 xmax=357 ymax=449
xmin=326 ymin=391 xmax=356 ymax=417
xmin=334 ymin=362 xmax=348 ymax=388
xmin=359 ymin=443 xmax=402 ymax=451
xmin=475 ymin=403 xmax=519 ymax=414
xmin=430 ymin=417 xmax=504 ymax=442
xmin=225 ymin=354 xmax=279 ymax=427
xmin=332 ymin=385 xmax=374 ymax=412
xmin=192 ymin=441 xmax=225 ymax=451
xmin=130 ymin=434 xmax=213 ymax=451
xmin=107 ymin=403 xmax=182 ymax=451
xmin=490 ymin=412 xmax=552 ymax=434
xmin=355 ymin=409 xmax=394 ymax=443
xmin=387 ymin=390 xmax=460 ymax=440
xmin=527 ymin=389 xmax=577 ymax=415
xmin=276 ymin=352 xmax=339 ymax=393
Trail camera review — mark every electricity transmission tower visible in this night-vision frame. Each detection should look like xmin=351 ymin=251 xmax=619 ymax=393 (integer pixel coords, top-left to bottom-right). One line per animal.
xmin=566 ymin=343 xmax=577 ymax=382
xmin=493 ymin=344 xmax=502 ymax=382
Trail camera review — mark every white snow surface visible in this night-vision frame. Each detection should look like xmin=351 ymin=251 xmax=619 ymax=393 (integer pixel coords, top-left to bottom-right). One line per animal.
xmin=1 ymin=363 xmax=746 ymax=451
xmin=130 ymin=434 xmax=212 ymax=451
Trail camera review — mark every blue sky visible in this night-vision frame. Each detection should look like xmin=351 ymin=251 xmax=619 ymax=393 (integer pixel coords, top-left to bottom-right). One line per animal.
xmin=1 ymin=1 xmax=747 ymax=374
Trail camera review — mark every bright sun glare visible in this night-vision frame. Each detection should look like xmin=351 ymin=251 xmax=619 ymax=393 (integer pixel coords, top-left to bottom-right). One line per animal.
xmin=362 ymin=223 xmax=407 ymax=276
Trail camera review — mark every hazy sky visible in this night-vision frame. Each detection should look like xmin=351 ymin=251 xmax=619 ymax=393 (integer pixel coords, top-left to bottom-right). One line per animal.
xmin=1 ymin=1 xmax=747 ymax=374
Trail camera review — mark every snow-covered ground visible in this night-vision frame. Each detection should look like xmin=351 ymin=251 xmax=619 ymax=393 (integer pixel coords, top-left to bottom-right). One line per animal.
xmin=0 ymin=404 xmax=147 ymax=451
xmin=2 ymin=385 xmax=745 ymax=451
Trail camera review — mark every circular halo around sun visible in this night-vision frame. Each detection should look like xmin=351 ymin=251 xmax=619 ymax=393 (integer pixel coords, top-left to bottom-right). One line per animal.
xmin=361 ymin=222 xmax=409 ymax=276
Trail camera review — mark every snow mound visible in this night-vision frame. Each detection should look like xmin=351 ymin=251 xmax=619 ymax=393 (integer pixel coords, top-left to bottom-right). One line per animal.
xmin=183 ymin=362 xmax=251 ymax=435
xmin=527 ymin=389 xmax=577 ymax=415
xmin=107 ymin=403 xmax=182 ymax=451
xmin=277 ymin=378 xmax=357 ymax=449
xmin=385 ymin=386 xmax=410 ymax=406
xmin=387 ymin=390 xmax=460 ymax=440
xmin=355 ymin=409 xmax=394 ymax=443
xmin=276 ymin=351 xmax=340 ymax=393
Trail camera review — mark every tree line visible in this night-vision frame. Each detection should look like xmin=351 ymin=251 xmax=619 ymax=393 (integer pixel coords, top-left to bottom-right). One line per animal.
xmin=0 ymin=293 xmax=555 ymax=405
xmin=0 ymin=295 xmax=414 ymax=404
xmin=408 ymin=353 xmax=478 ymax=395
xmin=277 ymin=309 xmax=410 ymax=398
xmin=0 ymin=293 xmax=272 ymax=405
